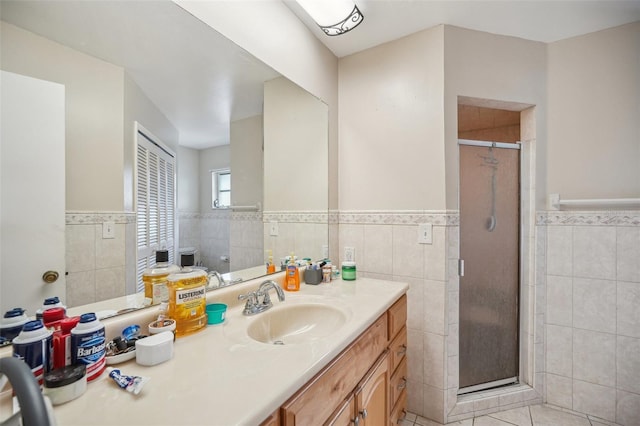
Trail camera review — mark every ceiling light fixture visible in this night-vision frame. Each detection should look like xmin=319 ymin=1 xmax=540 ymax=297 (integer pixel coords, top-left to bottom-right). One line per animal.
xmin=296 ymin=0 xmax=364 ymax=36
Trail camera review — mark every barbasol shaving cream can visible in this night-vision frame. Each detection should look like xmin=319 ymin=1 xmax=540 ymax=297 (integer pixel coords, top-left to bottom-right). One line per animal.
xmin=12 ymin=320 xmax=53 ymax=385
xmin=71 ymin=313 xmax=106 ymax=382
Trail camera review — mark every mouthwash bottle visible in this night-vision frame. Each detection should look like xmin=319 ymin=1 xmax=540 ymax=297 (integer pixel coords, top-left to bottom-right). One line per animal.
xmin=166 ymin=254 xmax=207 ymax=337
xmin=143 ymin=249 xmax=180 ymax=306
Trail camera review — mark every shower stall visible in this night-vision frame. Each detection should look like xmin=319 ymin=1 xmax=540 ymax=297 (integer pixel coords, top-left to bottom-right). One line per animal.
xmin=458 ymin=139 xmax=521 ymax=394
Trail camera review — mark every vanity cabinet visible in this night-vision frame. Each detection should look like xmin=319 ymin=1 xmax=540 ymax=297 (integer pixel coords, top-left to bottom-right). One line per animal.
xmin=278 ymin=294 xmax=407 ymax=426
xmin=260 ymin=410 xmax=280 ymax=426
xmin=388 ymin=295 xmax=408 ymax=424
xmin=325 ymin=351 xmax=389 ymax=426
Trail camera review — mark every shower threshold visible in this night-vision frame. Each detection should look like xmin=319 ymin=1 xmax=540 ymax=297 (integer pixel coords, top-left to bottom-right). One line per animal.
xmin=457 ymin=376 xmax=518 ymax=395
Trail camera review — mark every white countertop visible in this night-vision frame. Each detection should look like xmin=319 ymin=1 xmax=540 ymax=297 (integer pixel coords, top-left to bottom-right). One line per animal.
xmin=52 ymin=277 xmax=408 ymax=425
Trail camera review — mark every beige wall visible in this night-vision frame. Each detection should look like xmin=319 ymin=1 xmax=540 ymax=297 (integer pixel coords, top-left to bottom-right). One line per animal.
xmin=443 ymin=25 xmax=548 ymax=210
xmin=264 ymin=77 xmax=329 ymax=212
xmin=177 ymin=146 xmax=200 ymax=213
xmin=1 ymin=21 xmax=180 ymax=213
xmin=1 ymin=21 xmax=124 ymax=211
xmin=547 ymin=22 xmax=640 ymax=201
xmin=173 ymin=0 xmax=339 ymax=210
xmin=230 ymin=115 xmax=263 ymax=208
xmin=339 ymin=26 xmax=446 ymax=210
xmin=123 ymin=73 xmax=179 ymax=212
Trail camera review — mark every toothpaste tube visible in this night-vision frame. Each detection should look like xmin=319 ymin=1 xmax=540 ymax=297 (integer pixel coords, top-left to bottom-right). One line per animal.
xmin=106 ymin=367 xmax=149 ymax=395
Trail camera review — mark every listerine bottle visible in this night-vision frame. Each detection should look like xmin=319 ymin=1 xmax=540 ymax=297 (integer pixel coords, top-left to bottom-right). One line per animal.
xmin=166 ymin=253 xmax=207 ymax=337
xmin=143 ymin=249 xmax=180 ymax=306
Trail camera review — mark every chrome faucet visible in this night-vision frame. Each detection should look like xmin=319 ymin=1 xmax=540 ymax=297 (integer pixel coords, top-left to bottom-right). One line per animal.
xmin=238 ymin=280 xmax=285 ymax=315
xmin=208 ymin=270 xmax=243 ymax=289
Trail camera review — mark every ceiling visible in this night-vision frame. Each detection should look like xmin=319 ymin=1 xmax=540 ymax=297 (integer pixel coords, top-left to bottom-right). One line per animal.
xmin=0 ymin=0 xmax=280 ymax=150
xmin=285 ymin=0 xmax=640 ymax=58
xmin=3 ymin=1 xmax=638 ymax=150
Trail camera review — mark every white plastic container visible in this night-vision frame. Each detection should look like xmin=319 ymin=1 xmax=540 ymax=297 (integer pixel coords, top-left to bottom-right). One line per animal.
xmin=135 ymin=331 xmax=174 ymax=366
xmin=70 ymin=313 xmax=106 ymax=382
xmin=35 ymin=297 xmax=66 ymax=320
xmin=13 ymin=320 xmax=53 ymax=385
xmin=12 ymin=320 xmax=54 ymax=384
xmin=0 ymin=308 xmax=28 ymax=341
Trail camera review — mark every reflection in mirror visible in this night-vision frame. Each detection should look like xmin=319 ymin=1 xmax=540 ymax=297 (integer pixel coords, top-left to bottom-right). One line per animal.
xmin=0 ymin=1 xmax=328 ymax=322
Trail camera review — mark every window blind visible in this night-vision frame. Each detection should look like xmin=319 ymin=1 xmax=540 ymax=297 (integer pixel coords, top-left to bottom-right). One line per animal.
xmin=136 ymin=130 xmax=176 ymax=292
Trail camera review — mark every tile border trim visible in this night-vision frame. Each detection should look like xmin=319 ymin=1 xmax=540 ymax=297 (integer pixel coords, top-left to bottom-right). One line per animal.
xmin=536 ymin=210 xmax=640 ymax=226
xmin=263 ymin=211 xmax=328 ymax=224
xmin=66 ymin=211 xmax=136 ymax=225
xmin=338 ymin=210 xmax=460 ymax=226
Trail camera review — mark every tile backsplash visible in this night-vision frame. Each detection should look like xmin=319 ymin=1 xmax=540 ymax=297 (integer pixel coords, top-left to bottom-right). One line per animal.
xmin=65 ymin=212 xmax=134 ymax=307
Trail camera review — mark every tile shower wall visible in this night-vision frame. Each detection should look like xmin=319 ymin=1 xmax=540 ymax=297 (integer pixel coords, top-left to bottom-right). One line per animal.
xmin=65 ymin=212 xmax=135 ymax=307
xmin=179 ymin=210 xmax=263 ymax=274
xmin=339 ymin=210 xmax=544 ymax=424
xmin=539 ymin=211 xmax=640 ymax=426
xmin=200 ymin=210 xmax=231 ymax=273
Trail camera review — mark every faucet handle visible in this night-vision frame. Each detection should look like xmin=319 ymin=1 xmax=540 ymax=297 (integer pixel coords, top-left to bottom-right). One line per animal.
xmin=238 ymin=291 xmax=260 ymax=315
xmin=238 ymin=291 xmax=256 ymax=303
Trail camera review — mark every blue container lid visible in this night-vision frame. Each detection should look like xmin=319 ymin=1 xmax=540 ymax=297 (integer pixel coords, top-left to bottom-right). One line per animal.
xmin=79 ymin=313 xmax=97 ymax=323
xmin=122 ymin=325 xmax=140 ymax=340
xmin=4 ymin=308 xmax=25 ymax=318
xmin=22 ymin=320 xmax=44 ymax=332
xmin=44 ymin=297 xmax=60 ymax=306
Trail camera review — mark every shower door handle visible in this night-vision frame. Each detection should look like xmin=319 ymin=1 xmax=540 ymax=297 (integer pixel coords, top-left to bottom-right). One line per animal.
xmin=458 ymin=259 xmax=465 ymax=277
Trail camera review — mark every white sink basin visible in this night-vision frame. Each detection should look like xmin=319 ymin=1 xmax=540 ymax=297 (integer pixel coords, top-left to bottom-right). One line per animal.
xmin=246 ymin=303 xmax=348 ymax=345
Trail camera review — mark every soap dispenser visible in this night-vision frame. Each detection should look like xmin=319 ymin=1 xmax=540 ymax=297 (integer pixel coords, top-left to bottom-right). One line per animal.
xmin=284 ymin=252 xmax=300 ymax=292
xmin=266 ymin=250 xmax=276 ymax=274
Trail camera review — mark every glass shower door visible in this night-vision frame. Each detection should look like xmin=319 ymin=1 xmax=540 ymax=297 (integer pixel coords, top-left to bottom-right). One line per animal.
xmin=458 ymin=140 xmax=520 ymax=393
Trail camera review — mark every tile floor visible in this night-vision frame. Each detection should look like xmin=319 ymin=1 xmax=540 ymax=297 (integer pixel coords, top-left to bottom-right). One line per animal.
xmin=401 ymin=404 xmax=620 ymax=426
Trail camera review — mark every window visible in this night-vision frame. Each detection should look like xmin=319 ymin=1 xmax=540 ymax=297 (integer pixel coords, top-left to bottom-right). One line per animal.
xmin=211 ymin=169 xmax=231 ymax=208
xmin=136 ymin=127 xmax=176 ymax=292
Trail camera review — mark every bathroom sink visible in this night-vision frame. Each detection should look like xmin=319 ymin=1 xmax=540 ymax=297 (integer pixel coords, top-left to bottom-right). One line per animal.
xmin=246 ymin=303 xmax=348 ymax=345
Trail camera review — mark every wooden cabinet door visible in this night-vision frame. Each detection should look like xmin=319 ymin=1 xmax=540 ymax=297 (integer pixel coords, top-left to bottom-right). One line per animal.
xmin=260 ymin=409 xmax=280 ymax=426
xmin=325 ymin=394 xmax=356 ymax=426
xmin=356 ymin=352 xmax=389 ymax=426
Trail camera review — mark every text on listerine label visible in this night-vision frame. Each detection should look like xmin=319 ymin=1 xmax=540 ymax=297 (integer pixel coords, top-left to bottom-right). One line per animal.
xmin=176 ymin=287 xmax=205 ymax=304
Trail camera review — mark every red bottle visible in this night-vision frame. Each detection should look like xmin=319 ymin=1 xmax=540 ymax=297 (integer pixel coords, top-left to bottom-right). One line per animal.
xmin=52 ymin=316 xmax=80 ymax=369
xmin=43 ymin=307 xmax=67 ymax=331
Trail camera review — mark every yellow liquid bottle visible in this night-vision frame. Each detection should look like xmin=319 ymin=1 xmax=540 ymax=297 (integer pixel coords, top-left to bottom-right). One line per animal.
xmin=143 ymin=250 xmax=180 ymax=306
xmin=166 ymin=268 xmax=207 ymax=337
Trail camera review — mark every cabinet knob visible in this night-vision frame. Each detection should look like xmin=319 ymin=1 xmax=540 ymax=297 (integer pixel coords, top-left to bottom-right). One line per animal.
xmin=396 ymin=344 xmax=407 ymax=357
xmin=353 ymin=415 xmax=360 ymax=426
xmin=42 ymin=270 xmax=59 ymax=283
xmin=360 ymin=408 xmax=368 ymax=419
xmin=398 ymin=377 xmax=407 ymax=390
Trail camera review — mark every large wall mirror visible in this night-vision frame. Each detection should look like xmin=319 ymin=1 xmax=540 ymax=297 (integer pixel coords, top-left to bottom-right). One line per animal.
xmin=0 ymin=0 xmax=328 ymax=320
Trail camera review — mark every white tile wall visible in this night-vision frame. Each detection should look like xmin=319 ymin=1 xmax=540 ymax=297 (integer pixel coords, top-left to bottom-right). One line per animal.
xmin=339 ymin=209 xmax=542 ymax=424
xmin=617 ymin=282 xmax=640 ymax=338
xmin=572 ymin=278 xmax=616 ymax=333
xmin=573 ymin=329 xmax=616 ymax=387
xmin=546 ymin=275 xmax=572 ymax=327
xmin=539 ymin=211 xmax=640 ymax=426
xmin=66 ymin=212 xmax=133 ymax=307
